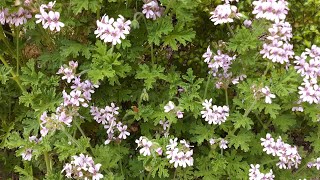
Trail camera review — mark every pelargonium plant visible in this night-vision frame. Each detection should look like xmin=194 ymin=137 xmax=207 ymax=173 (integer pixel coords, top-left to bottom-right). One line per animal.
xmin=1 ymin=0 xmax=320 ymax=179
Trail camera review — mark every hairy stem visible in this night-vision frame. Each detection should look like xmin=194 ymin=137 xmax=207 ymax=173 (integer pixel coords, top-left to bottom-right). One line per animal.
xmin=226 ymin=24 xmax=235 ymax=36
xmin=44 ymin=152 xmax=52 ymax=176
xmin=203 ymin=73 xmax=212 ymax=99
xmin=225 ymin=88 xmax=229 ymax=106
xmin=15 ymin=27 xmax=20 ymax=74
xmin=0 ymin=55 xmax=25 ymax=92
xmin=118 ymin=144 xmax=124 ymax=177
xmin=74 ymin=121 xmax=94 ymax=153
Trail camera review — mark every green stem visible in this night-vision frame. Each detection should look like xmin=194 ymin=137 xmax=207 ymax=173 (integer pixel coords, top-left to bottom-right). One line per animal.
xmin=263 ymin=62 xmax=270 ymax=77
xmin=0 ymin=25 xmax=16 ymax=56
xmin=146 ymin=170 xmax=152 ymax=180
xmin=260 ymin=159 xmax=279 ymax=166
xmin=203 ymin=73 xmax=212 ymax=99
xmin=43 ymin=152 xmax=52 ymax=176
xmin=74 ymin=121 xmax=94 ymax=153
xmin=226 ymin=24 xmax=235 ymax=36
xmin=151 ymin=43 xmax=155 ymax=64
xmin=0 ymin=55 xmax=25 ymax=92
xmin=173 ymin=168 xmax=177 ymax=179
xmin=224 ymin=88 xmax=229 ymax=106
xmin=135 ymin=12 xmax=154 ymax=64
xmin=60 ymin=127 xmax=81 ymax=147
xmin=118 ymin=144 xmax=124 ymax=177
xmin=244 ymin=99 xmax=257 ymax=118
xmin=16 ymin=27 xmax=20 ymax=74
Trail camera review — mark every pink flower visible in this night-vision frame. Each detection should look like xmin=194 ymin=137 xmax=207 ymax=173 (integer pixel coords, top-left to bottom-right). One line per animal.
xmin=35 ymin=2 xmax=64 ymax=32
xmin=261 ymin=86 xmax=276 ymax=104
xmin=210 ymin=4 xmax=241 ymax=25
xmin=95 ymin=14 xmax=131 ymax=45
xmin=142 ymin=0 xmax=164 ymax=20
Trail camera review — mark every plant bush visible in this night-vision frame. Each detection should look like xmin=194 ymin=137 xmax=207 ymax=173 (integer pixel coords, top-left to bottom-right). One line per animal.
xmin=0 ymin=0 xmax=320 ymax=179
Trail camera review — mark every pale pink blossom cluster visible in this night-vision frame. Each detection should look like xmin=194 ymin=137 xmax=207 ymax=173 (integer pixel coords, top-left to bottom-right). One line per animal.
xmin=135 ymin=136 xmax=154 ymax=156
xmin=292 ymin=100 xmax=304 ymax=112
xmin=90 ymin=104 xmax=129 ymax=144
xmin=252 ymin=0 xmax=289 ymax=22
xmin=142 ymin=0 xmax=164 ymax=20
xmin=40 ymin=61 xmax=98 ymax=136
xmin=201 ymin=98 xmax=229 ymax=125
xmin=90 ymin=103 xmax=130 ymax=144
xmin=164 ymin=101 xmax=184 ymax=119
xmin=21 ymin=148 xmax=33 ymax=161
xmin=209 ymin=138 xmax=229 ymax=149
xmin=261 ymin=133 xmax=301 ymax=169
xmin=294 ymin=45 xmax=320 ymax=104
xmin=307 ymin=158 xmax=320 ymax=170
xmin=249 ymin=164 xmax=275 ymax=180
xmin=62 ymin=154 xmax=103 ymax=180
xmin=0 ymin=7 xmax=32 ymax=26
xmin=57 ymin=61 xmax=99 ymax=107
xmin=20 ymin=136 xmax=42 ymax=161
xmin=209 ymin=2 xmax=241 ymax=25
xmin=35 ymin=1 xmax=65 ymax=31
xmin=203 ymin=46 xmax=240 ymax=88
xmin=166 ymin=138 xmax=194 ymax=168
xmin=94 ymin=14 xmax=131 ymax=45
xmin=232 ymin=74 xmax=247 ymax=85
xmin=260 ymin=21 xmax=294 ymax=64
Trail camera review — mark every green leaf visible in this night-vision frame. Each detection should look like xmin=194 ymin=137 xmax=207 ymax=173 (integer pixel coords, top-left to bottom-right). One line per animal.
xmin=54 ymin=136 xmax=90 ymax=161
xmin=0 ymin=65 xmax=11 ymax=84
xmin=263 ymin=103 xmax=281 ymax=119
xmin=190 ymin=122 xmax=214 ymax=145
xmin=272 ymin=114 xmax=297 ymax=132
xmin=88 ymin=41 xmax=131 ymax=84
xmin=135 ymin=64 xmax=165 ymax=90
xmin=230 ymin=111 xmax=254 ymax=130
xmin=60 ymin=40 xmax=93 ymax=59
xmin=228 ymin=130 xmax=253 ymax=152
xmin=305 ymin=132 xmax=320 ymax=153
xmin=163 ymin=24 xmax=195 ymax=50
xmin=147 ymin=16 xmax=174 ymax=45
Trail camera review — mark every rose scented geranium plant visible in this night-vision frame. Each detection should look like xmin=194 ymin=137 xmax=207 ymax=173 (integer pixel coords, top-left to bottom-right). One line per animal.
xmin=1 ymin=0 xmax=320 ymax=179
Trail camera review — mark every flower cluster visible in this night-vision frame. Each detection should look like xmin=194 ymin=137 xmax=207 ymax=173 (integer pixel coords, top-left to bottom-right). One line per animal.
xmin=35 ymin=1 xmax=65 ymax=31
xmin=90 ymin=103 xmax=130 ymax=144
xmin=201 ymin=99 xmax=229 ymax=125
xmin=209 ymin=3 xmax=241 ymax=25
xmin=307 ymin=158 xmax=320 ymax=170
xmin=40 ymin=61 xmax=98 ymax=136
xmin=249 ymin=164 xmax=275 ymax=180
xmin=202 ymin=46 xmax=239 ymax=88
xmin=20 ymin=136 xmax=42 ymax=161
xmin=252 ymin=0 xmax=289 ymax=22
xmin=62 ymin=154 xmax=103 ymax=180
xmin=135 ymin=136 xmax=154 ymax=156
xmin=94 ymin=14 xmax=131 ymax=45
xmin=0 ymin=7 xmax=32 ymax=26
xmin=209 ymin=138 xmax=229 ymax=149
xmin=294 ymin=45 xmax=320 ymax=104
xmin=142 ymin=0 xmax=164 ymax=20
xmin=260 ymin=21 xmax=294 ymax=64
xmin=166 ymin=138 xmax=194 ymax=168
xmin=164 ymin=101 xmax=184 ymax=119
xmin=261 ymin=133 xmax=301 ymax=169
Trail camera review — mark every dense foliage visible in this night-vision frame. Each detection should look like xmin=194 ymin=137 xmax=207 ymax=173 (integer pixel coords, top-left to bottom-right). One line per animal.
xmin=0 ymin=0 xmax=320 ymax=179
